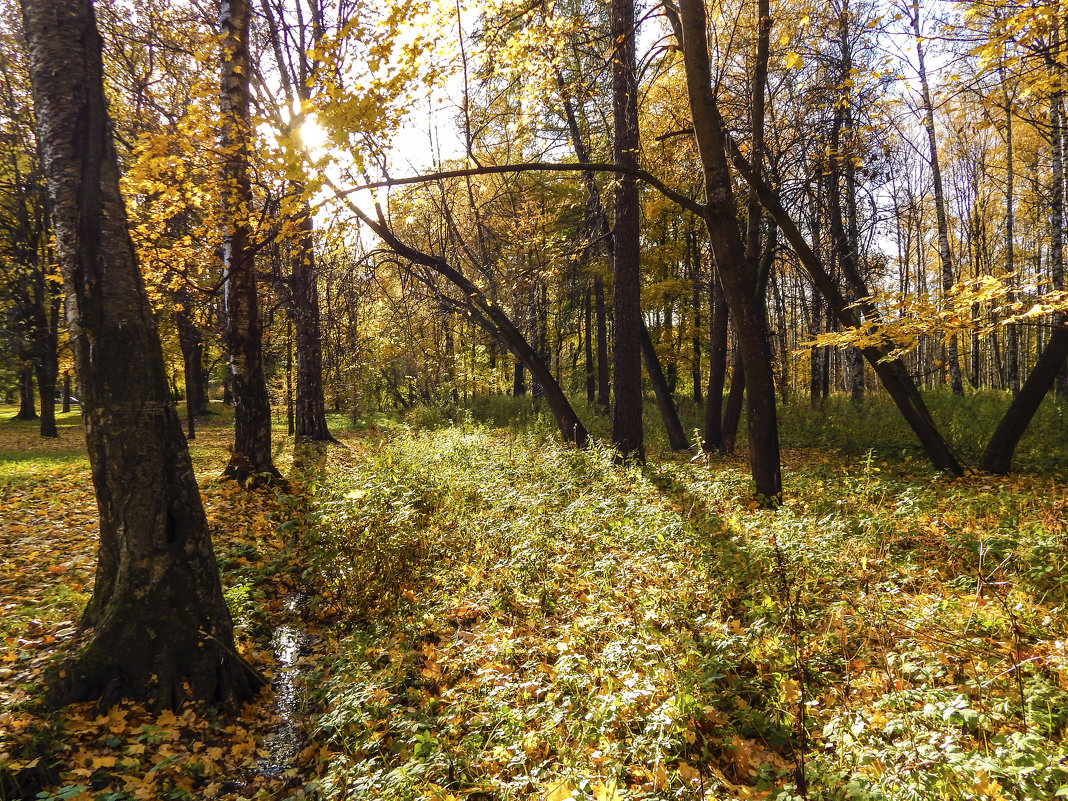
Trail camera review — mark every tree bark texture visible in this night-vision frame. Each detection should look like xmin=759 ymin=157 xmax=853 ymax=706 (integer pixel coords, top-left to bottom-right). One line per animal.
xmin=22 ymin=0 xmax=262 ymax=709
xmin=291 ymin=207 xmax=334 ymax=441
xmin=673 ymin=0 xmax=782 ymax=502
xmin=610 ymin=0 xmax=643 ymax=459
xmin=703 ymin=266 xmax=728 ymax=451
xmin=220 ymin=0 xmax=281 ymax=484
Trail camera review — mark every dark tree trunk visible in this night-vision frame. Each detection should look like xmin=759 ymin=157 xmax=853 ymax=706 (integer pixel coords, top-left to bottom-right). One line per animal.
xmin=640 ymin=322 xmax=690 ymax=450
xmin=690 ymin=230 xmax=703 ymax=405
xmin=585 ymin=281 xmax=596 ymax=402
xmin=981 ymin=327 xmax=1068 ymax=473
xmin=672 ymin=0 xmax=781 ymax=503
xmin=34 ymin=293 xmax=61 ymax=437
xmin=610 ymin=0 xmax=643 ymax=459
xmin=62 ymin=371 xmax=71 ymax=414
xmin=721 ymin=348 xmax=744 ymax=453
xmin=703 ymin=268 xmax=728 ymax=451
xmin=513 ymin=360 xmax=526 ymax=396
xmin=291 ymin=208 xmax=334 ymax=441
xmin=220 ymin=0 xmax=281 ymax=485
xmin=174 ymin=293 xmax=207 ymax=417
xmin=35 ymin=359 xmax=57 ymax=437
xmin=22 ymin=0 xmax=262 ymax=710
xmin=14 ymin=364 xmax=37 ymax=420
xmin=595 ymin=273 xmax=610 ymax=409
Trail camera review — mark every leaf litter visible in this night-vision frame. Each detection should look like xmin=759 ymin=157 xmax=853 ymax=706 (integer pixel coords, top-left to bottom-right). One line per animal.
xmin=2 ymin=413 xmax=1068 ymax=800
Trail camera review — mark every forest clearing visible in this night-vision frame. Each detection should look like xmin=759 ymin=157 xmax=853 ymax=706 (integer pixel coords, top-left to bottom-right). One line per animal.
xmin=8 ymin=0 xmax=1068 ymax=797
xmin=2 ymin=397 xmax=1067 ymax=800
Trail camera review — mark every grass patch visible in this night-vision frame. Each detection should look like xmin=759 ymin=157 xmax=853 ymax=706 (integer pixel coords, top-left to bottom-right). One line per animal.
xmin=303 ymin=422 xmax=1068 ymax=801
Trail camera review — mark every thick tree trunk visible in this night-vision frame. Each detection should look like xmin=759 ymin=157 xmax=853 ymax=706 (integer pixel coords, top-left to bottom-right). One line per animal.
xmin=610 ymin=0 xmax=643 ymax=459
xmin=22 ymin=0 xmax=262 ymax=710
xmin=13 ymin=364 xmax=37 ymax=420
xmin=220 ymin=0 xmax=281 ymax=485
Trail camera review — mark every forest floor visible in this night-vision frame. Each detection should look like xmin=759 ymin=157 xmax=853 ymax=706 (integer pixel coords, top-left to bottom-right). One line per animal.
xmin=1 ymin=397 xmax=1068 ymax=801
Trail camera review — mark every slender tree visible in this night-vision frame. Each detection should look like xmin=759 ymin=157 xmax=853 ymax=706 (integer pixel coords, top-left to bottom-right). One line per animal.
xmin=220 ymin=0 xmax=281 ymax=484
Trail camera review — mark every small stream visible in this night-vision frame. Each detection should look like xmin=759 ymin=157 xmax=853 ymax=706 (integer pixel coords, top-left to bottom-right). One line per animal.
xmin=258 ymin=592 xmax=313 ymax=777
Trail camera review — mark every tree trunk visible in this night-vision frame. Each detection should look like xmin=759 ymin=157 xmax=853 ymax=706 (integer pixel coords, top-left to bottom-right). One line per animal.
xmin=595 ymin=273 xmax=610 ymax=409
xmin=1051 ymin=84 xmax=1067 ymax=397
xmin=981 ymin=327 xmax=1068 ymax=473
xmin=22 ymin=0 xmax=262 ymax=710
xmin=14 ymin=364 xmax=37 ymax=420
xmin=721 ymin=348 xmax=744 ymax=452
xmin=35 ymin=356 xmax=57 ymax=437
xmin=585 ymin=281 xmax=596 ymax=402
xmin=174 ymin=292 xmax=207 ymax=417
xmin=690 ymin=230 xmax=704 ymax=404
xmin=291 ymin=207 xmax=334 ymax=441
xmin=640 ymin=322 xmax=690 ymax=450
xmin=220 ymin=0 xmax=281 ymax=485
xmin=671 ymin=0 xmax=782 ymax=503
xmin=1003 ymin=79 xmax=1020 ymax=394
xmin=610 ymin=0 xmax=643 ymax=459
xmin=62 ymin=371 xmax=71 ymax=414
xmin=703 ymin=268 xmax=728 ymax=451
xmin=912 ymin=0 xmax=963 ymax=396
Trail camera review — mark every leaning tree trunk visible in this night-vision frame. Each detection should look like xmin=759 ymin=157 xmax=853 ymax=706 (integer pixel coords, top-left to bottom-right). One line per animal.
xmin=21 ymin=0 xmax=262 ymax=710
xmin=981 ymin=327 xmax=1068 ymax=473
xmin=673 ymin=0 xmax=782 ymax=503
xmin=725 ymin=136 xmax=965 ymax=475
xmin=640 ymin=322 xmax=690 ymax=450
xmin=220 ymin=0 xmax=281 ymax=485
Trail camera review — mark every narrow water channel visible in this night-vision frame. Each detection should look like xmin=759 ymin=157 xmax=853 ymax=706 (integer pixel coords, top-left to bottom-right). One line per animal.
xmin=258 ymin=593 xmax=312 ymax=777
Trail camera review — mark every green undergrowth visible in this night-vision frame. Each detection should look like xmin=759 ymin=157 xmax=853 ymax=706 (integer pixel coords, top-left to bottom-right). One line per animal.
xmin=303 ymin=423 xmax=1068 ymax=801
